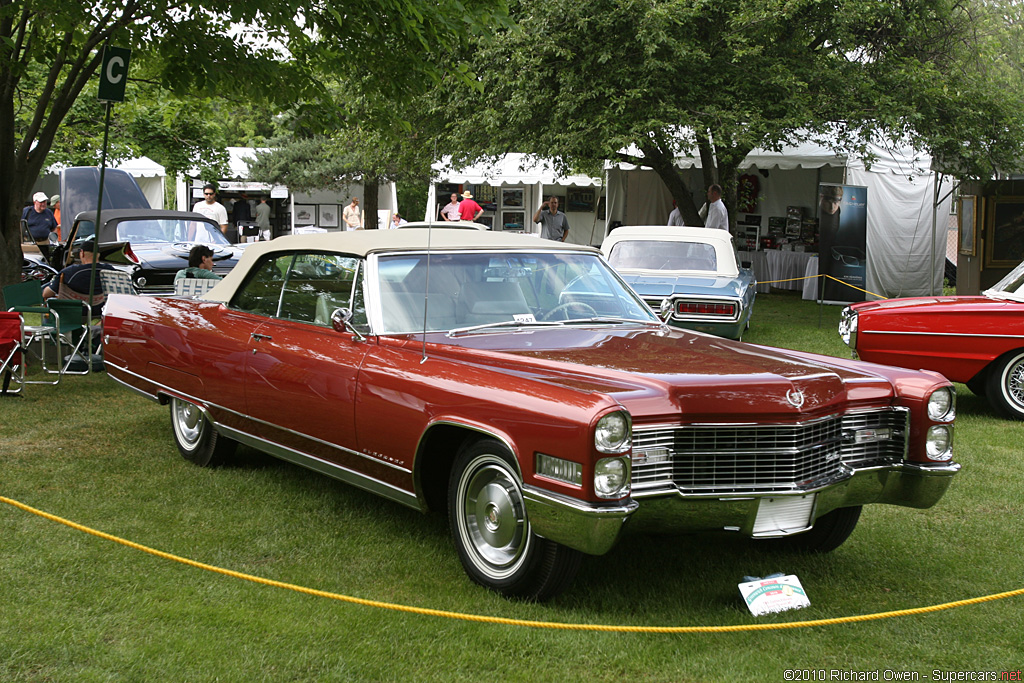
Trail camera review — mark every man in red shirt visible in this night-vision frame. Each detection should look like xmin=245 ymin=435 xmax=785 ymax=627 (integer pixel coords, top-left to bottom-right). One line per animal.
xmin=457 ymin=190 xmax=484 ymax=221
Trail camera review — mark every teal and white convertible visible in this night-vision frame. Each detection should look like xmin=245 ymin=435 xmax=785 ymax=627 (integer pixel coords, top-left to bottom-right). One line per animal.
xmin=602 ymin=226 xmax=756 ymax=340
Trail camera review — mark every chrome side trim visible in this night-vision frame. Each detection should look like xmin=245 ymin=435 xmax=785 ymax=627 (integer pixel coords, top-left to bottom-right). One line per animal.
xmin=104 ymin=363 xmax=163 ymax=403
xmin=107 ymin=361 xmax=411 ymax=475
xmin=214 ymin=423 xmax=421 ymax=510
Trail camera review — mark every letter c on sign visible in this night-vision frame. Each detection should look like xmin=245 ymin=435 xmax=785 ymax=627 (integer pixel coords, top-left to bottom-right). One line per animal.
xmin=106 ymin=56 xmax=125 ymax=84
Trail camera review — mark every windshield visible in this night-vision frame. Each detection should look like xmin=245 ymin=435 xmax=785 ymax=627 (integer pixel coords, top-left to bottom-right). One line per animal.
xmin=376 ymin=251 xmax=657 ymax=334
xmin=985 ymin=259 xmax=1024 ymax=301
xmin=607 ymin=240 xmax=719 ymax=272
xmin=113 ymin=218 xmax=231 ymax=245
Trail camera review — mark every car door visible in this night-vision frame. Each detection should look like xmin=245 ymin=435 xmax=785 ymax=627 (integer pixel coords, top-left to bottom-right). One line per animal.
xmin=237 ymin=251 xmax=374 ymax=470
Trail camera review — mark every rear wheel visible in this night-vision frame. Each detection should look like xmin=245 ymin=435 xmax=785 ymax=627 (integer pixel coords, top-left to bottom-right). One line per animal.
xmin=170 ymin=397 xmax=236 ymax=467
xmin=985 ymin=350 xmax=1024 ymax=420
xmin=777 ymin=506 xmax=862 ymax=553
xmin=448 ymin=439 xmax=581 ymax=601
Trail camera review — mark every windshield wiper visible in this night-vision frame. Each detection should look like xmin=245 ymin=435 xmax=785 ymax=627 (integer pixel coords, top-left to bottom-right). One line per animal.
xmin=447 ymin=319 xmax=565 ymax=337
xmin=557 ymin=316 xmax=667 ymax=327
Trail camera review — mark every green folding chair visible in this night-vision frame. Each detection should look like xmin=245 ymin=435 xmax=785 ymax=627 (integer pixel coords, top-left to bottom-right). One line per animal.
xmin=3 ymin=281 xmax=60 ymax=379
xmin=45 ymin=298 xmax=92 ymax=377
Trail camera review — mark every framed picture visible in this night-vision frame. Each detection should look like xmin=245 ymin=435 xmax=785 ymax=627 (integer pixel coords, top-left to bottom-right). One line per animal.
xmin=318 ymin=204 xmax=339 ymax=228
xmin=567 ymin=188 xmax=595 ymax=212
xmin=501 ymin=188 xmax=524 ymax=208
xmin=476 ymin=215 xmax=494 ymax=229
xmin=294 ymin=204 xmax=316 ymax=225
xmin=958 ymin=195 xmax=977 ymax=256
xmin=501 ymin=210 xmax=526 ymax=231
xmin=985 ymin=196 xmax=1024 ymax=268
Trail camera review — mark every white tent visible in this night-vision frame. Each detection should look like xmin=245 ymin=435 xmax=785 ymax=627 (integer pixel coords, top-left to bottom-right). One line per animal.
xmin=608 ymin=141 xmax=952 ymax=298
xmin=111 ymin=156 xmax=165 ymax=209
xmin=428 ymin=154 xmax=604 ymax=241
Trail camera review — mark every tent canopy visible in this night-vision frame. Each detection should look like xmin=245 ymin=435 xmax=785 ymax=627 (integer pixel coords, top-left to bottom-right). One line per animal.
xmin=434 ymin=153 xmax=602 ymax=187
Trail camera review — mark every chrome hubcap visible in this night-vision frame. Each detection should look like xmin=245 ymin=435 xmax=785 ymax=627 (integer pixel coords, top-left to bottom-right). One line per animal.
xmin=460 ymin=457 xmax=528 ymax=578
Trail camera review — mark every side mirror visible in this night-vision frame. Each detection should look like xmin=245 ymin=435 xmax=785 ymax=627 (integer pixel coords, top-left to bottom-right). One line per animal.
xmin=331 ymin=307 xmax=366 ymax=341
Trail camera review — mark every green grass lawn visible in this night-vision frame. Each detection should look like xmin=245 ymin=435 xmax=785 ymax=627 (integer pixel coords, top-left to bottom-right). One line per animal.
xmin=2 ymin=291 xmax=1022 ymax=681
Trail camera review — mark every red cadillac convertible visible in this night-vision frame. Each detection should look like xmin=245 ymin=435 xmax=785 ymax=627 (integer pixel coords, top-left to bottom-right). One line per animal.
xmin=840 ymin=262 xmax=1024 ymax=419
xmin=103 ymin=230 xmax=959 ymax=600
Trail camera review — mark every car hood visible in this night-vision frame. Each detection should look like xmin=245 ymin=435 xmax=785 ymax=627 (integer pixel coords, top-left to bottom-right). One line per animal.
xmin=618 ymin=272 xmax=748 ymax=298
xmin=851 ymin=295 xmax=1001 ymax=314
xmin=129 ymin=242 xmax=244 ymax=271
xmin=414 ymin=327 xmax=897 ymax=420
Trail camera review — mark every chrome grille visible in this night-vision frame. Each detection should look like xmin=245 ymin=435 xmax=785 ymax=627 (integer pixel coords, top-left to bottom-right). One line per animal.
xmin=631 ymin=409 xmax=908 ymax=495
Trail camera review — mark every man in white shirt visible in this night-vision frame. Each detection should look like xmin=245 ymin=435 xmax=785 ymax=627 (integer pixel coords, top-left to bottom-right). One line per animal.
xmin=439 ymin=193 xmax=461 ymax=222
xmin=192 ymin=184 xmax=229 ymax=235
xmin=667 ymin=200 xmax=683 ymax=226
xmin=704 ymin=184 xmax=729 ymax=231
xmin=343 ymin=197 xmax=362 ymax=230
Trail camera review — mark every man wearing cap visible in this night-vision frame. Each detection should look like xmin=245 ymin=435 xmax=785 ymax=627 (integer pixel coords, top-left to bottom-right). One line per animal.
xmin=42 ymin=240 xmax=114 ymax=313
xmin=457 ymin=190 xmax=484 ymax=222
xmin=22 ymin=192 xmax=58 ymax=242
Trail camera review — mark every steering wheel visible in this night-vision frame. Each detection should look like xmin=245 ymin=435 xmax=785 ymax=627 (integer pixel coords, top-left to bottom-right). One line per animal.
xmin=543 ymin=301 xmax=598 ymax=321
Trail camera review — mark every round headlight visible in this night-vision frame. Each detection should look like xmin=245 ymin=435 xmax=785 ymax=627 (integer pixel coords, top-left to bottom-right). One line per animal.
xmin=594 ymin=457 xmax=630 ymax=498
xmin=927 ymin=387 xmax=955 ymax=421
xmin=926 ymin=425 xmax=953 ymax=460
xmin=594 ymin=411 xmax=631 ymax=454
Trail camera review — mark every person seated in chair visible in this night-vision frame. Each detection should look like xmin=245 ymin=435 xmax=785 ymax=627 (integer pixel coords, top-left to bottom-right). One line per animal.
xmin=42 ymin=239 xmax=114 ymax=312
xmin=175 ymin=245 xmax=223 ymax=281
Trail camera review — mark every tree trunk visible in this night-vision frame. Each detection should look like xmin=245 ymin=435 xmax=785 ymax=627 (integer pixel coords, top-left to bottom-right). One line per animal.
xmin=636 ymin=144 xmax=703 ymax=226
xmin=362 ymin=173 xmax=380 ymax=228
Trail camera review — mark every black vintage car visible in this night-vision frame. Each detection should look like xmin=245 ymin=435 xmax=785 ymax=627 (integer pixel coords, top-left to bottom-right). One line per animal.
xmin=62 ymin=209 xmax=247 ymax=293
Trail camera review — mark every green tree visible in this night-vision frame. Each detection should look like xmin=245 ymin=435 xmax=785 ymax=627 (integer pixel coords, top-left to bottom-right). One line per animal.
xmin=444 ymin=0 xmax=1024 ymax=227
xmin=1 ymin=0 xmax=507 ymax=301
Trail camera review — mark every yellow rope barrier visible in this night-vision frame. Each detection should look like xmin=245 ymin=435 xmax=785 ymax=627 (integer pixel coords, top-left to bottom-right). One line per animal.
xmin=3 ymin=494 xmax=1021 ymax=633
xmin=757 ymin=273 xmax=888 ymax=300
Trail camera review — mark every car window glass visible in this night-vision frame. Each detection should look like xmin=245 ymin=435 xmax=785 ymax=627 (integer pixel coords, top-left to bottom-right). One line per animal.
xmin=232 ymin=253 xmax=292 ymax=316
xmin=376 ymin=251 xmax=655 ymax=334
xmin=607 ymin=240 xmax=718 ymax=272
xmin=278 ymin=253 xmax=361 ymax=326
xmin=114 ymin=218 xmax=230 ymax=245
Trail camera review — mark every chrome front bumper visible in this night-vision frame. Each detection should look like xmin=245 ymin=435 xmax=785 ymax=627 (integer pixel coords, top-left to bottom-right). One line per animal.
xmin=626 ymin=460 xmax=960 ymax=537
xmin=524 ymin=460 xmax=958 ymax=554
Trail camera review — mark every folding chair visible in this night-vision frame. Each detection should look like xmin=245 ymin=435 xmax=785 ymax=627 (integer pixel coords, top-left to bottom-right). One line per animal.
xmin=3 ymin=280 xmax=59 ymax=376
xmin=45 ymin=298 xmax=92 ymax=377
xmin=0 ymin=311 xmax=25 ymax=395
xmin=174 ymin=278 xmax=219 ymax=298
xmin=100 ymin=270 xmax=137 ymax=296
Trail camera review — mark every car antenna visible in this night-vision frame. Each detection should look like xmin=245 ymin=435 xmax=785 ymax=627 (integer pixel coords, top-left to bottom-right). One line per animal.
xmin=420 ymin=198 xmax=433 ymax=364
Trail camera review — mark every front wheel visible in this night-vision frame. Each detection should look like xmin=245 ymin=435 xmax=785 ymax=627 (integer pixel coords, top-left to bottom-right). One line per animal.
xmin=985 ymin=350 xmax=1024 ymax=419
xmin=448 ymin=439 xmax=581 ymax=601
xmin=170 ymin=397 xmax=236 ymax=467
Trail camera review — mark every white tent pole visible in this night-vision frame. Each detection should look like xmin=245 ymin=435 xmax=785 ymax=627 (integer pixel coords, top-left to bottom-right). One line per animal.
xmin=931 ymin=172 xmax=939 ymax=295
xmin=425 ymin=183 xmax=436 ymax=222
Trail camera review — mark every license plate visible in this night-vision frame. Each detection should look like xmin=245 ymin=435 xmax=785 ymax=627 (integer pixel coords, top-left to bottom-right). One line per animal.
xmin=752 ymin=494 xmax=815 ymax=535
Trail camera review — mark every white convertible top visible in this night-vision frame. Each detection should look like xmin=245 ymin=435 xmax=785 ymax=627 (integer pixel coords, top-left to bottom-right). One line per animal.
xmin=202 ymin=228 xmax=598 ymax=303
xmin=600 ymin=225 xmax=740 ymax=278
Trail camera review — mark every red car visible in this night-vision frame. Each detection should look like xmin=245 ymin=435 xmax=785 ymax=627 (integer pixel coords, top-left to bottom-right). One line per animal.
xmin=103 ymin=229 xmax=959 ymax=600
xmin=840 ymin=264 xmax=1024 ymax=419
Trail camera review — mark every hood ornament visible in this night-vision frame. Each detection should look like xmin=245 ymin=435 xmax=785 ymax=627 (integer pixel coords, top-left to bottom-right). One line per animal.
xmin=786 ymin=389 xmax=805 ymax=409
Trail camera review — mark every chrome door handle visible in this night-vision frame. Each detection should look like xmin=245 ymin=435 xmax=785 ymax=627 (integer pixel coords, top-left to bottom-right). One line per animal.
xmin=251 ymin=333 xmax=272 ymax=341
